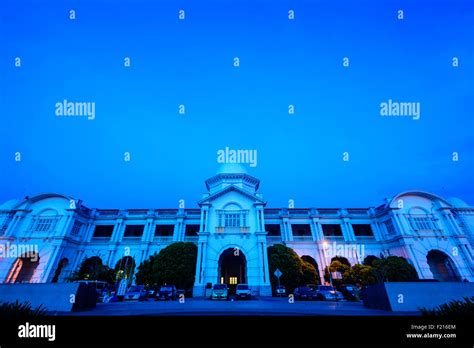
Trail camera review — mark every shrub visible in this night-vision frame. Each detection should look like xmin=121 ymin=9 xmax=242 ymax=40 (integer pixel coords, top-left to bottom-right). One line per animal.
xmin=372 ymin=256 xmax=419 ymax=282
xmin=420 ymin=296 xmax=474 ymax=317
xmin=0 ymin=301 xmax=47 ymax=318
xmin=135 ymin=242 xmax=197 ymax=289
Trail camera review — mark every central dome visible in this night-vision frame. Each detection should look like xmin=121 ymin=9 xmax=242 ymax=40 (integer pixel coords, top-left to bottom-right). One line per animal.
xmin=216 ymin=163 xmax=248 ymax=175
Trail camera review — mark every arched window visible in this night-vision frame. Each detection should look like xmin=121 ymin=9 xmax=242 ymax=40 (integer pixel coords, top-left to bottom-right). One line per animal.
xmin=216 ymin=203 xmax=249 ymax=231
xmin=28 ymin=209 xmax=62 ymax=237
xmin=406 ymin=207 xmax=439 ymax=234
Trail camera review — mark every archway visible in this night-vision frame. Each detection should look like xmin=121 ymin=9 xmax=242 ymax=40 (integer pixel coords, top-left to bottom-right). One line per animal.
xmin=427 ymin=250 xmax=460 ymax=282
xmin=52 ymin=258 xmax=69 ymax=283
xmin=5 ymin=252 xmax=40 ymax=283
xmin=218 ymin=248 xmax=247 ymax=295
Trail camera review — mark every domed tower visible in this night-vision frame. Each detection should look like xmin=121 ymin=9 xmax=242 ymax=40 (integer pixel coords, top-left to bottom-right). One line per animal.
xmin=193 ymin=165 xmax=271 ymax=297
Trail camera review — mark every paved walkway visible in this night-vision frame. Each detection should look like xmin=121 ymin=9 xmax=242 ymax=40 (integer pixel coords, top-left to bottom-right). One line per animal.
xmin=57 ymin=297 xmax=420 ymax=316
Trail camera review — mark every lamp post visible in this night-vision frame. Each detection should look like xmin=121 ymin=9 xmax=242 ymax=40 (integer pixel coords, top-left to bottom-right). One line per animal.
xmin=322 ymin=241 xmax=333 ymax=288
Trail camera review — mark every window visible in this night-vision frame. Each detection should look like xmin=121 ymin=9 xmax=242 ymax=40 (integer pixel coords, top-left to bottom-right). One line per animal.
xmin=185 ymin=224 xmax=200 ymax=236
xmin=217 ymin=209 xmax=249 ymax=228
xmin=93 ymin=225 xmax=114 ymax=238
xmin=352 ymin=224 xmax=374 ymax=236
xmin=0 ymin=213 xmax=14 ymax=236
xmin=407 ymin=215 xmax=437 ymax=232
xmin=322 ymin=224 xmax=343 ymax=237
xmin=229 ymin=277 xmax=237 ymax=285
xmin=291 ymin=224 xmax=312 ymax=237
xmin=224 ymin=213 xmax=240 ymax=227
xmin=35 ymin=218 xmax=56 ymax=232
xmin=155 ymin=224 xmax=174 ymax=237
xmin=383 ymin=219 xmax=396 ymax=235
xmin=71 ymin=220 xmax=84 ymax=236
xmin=265 ymin=224 xmax=281 ymax=236
xmin=124 ymin=225 xmax=144 ymax=237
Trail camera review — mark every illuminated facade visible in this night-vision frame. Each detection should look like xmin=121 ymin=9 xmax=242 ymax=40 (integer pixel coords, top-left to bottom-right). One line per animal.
xmin=1 ymin=164 xmax=473 ymax=295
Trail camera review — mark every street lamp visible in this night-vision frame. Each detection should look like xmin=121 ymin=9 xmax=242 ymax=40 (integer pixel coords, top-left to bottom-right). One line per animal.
xmin=322 ymin=241 xmax=333 ymax=288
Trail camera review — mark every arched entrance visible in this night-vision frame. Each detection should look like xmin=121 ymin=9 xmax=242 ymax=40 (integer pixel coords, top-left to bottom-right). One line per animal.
xmin=218 ymin=248 xmax=247 ymax=295
xmin=427 ymin=250 xmax=460 ymax=282
xmin=52 ymin=258 xmax=69 ymax=283
xmin=5 ymin=252 xmax=40 ymax=283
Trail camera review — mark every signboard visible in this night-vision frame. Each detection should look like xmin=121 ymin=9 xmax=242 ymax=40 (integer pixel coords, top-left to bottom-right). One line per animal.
xmin=331 ymin=271 xmax=342 ymax=280
xmin=274 ymin=269 xmax=282 ymax=278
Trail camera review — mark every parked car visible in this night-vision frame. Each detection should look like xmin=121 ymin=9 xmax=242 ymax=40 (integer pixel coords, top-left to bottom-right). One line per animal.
xmin=211 ymin=284 xmax=228 ymax=300
xmin=275 ymin=285 xmax=286 ymax=297
xmin=74 ymin=280 xmax=111 ymax=303
xmin=235 ymin=284 xmax=251 ymax=300
xmin=338 ymin=284 xmax=360 ymax=301
xmin=315 ymin=285 xmax=344 ymax=301
xmin=155 ymin=285 xmax=177 ymax=301
xmin=124 ymin=285 xmax=148 ymax=301
xmin=145 ymin=285 xmax=159 ymax=298
xmin=293 ymin=286 xmax=318 ymax=301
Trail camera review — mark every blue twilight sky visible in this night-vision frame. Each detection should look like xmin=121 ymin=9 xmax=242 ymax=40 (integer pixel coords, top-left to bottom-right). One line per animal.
xmin=0 ymin=0 xmax=473 ymax=209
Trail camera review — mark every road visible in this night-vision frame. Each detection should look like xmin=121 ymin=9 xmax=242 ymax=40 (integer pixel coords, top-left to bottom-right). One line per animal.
xmin=57 ymin=297 xmax=420 ymax=316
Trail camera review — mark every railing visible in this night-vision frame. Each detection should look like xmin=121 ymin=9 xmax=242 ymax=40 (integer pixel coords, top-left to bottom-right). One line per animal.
xmin=347 ymin=209 xmax=369 ymax=216
xmin=154 ymin=236 xmax=174 ymax=243
xmin=288 ymin=209 xmax=310 ymax=216
xmin=292 ymin=236 xmax=313 ymax=242
xmin=184 ymin=236 xmax=199 ymax=243
xmin=90 ymin=236 xmax=112 ymax=242
xmin=127 ymin=210 xmax=148 ymax=216
xmin=266 ymin=236 xmax=283 ymax=245
xmin=215 ymin=226 xmax=250 ymax=233
xmin=97 ymin=210 xmax=120 ymax=216
xmin=317 ymin=209 xmax=340 ymax=215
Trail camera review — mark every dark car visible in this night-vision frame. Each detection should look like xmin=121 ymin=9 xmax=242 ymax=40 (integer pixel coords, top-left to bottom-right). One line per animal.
xmin=293 ymin=286 xmax=318 ymax=301
xmin=124 ymin=285 xmax=148 ymax=301
xmin=155 ymin=285 xmax=177 ymax=301
xmin=315 ymin=285 xmax=344 ymax=301
xmin=339 ymin=284 xmax=360 ymax=301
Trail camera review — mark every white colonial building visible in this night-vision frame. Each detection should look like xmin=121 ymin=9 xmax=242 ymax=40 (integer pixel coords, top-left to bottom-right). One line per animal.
xmin=0 ymin=164 xmax=473 ymax=296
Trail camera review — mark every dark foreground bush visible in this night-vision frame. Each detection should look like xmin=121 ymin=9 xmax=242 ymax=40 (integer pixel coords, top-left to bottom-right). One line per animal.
xmin=420 ymin=296 xmax=474 ymax=317
xmin=0 ymin=300 xmax=47 ymax=318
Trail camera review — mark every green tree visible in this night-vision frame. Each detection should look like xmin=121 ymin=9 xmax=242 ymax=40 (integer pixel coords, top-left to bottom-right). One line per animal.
xmin=372 ymin=256 xmax=419 ymax=282
xmin=135 ymin=242 xmax=198 ymax=289
xmin=301 ymin=255 xmax=320 ymax=284
xmin=267 ymin=244 xmax=302 ymax=292
xmin=267 ymin=244 xmax=319 ymax=292
xmin=324 ymin=260 xmax=350 ymax=287
xmin=344 ymin=264 xmax=376 ymax=286
xmin=363 ymin=255 xmax=380 ymax=267
xmin=69 ymin=256 xmax=115 ymax=283
xmin=301 ymin=261 xmax=319 ymax=285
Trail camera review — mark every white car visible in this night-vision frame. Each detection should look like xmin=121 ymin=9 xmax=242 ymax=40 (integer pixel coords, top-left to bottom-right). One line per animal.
xmin=235 ymin=284 xmax=251 ymax=300
xmin=211 ymin=284 xmax=228 ymax=300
